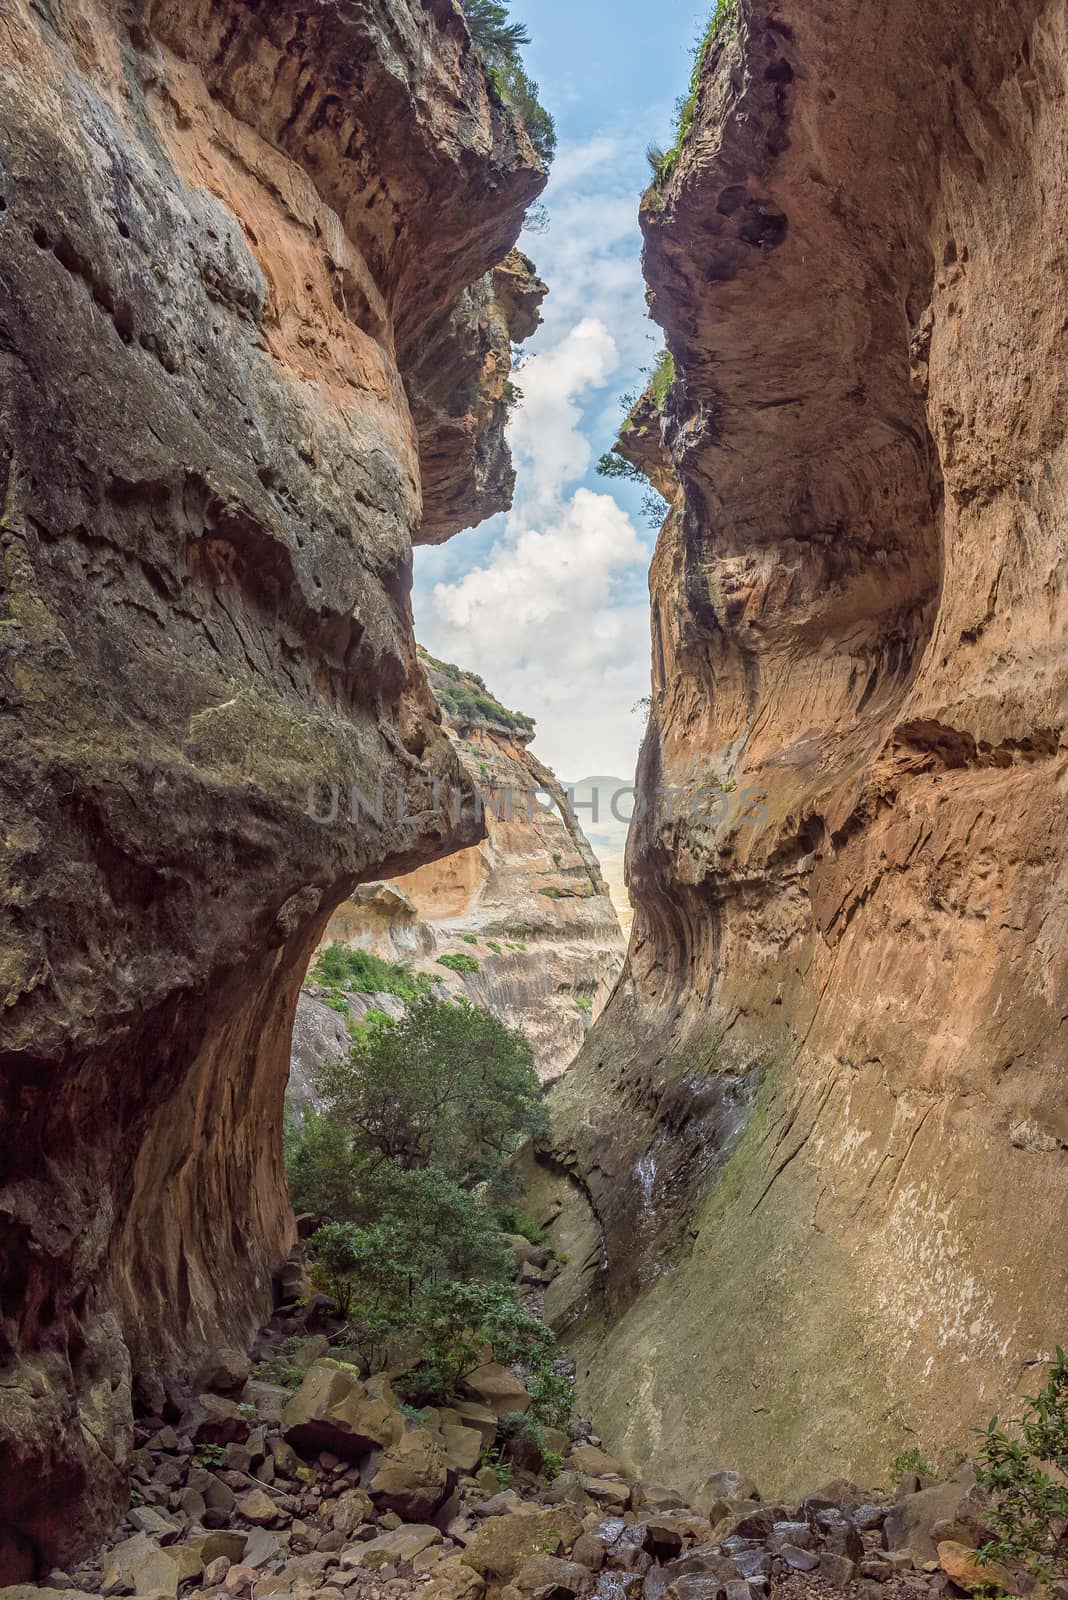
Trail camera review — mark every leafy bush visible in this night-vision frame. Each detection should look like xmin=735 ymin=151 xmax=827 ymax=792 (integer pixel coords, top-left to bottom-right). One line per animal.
xmin=487 ymin=940 xmax=503 ymax=955
xmin=575 ymin=996 xmax=593 ymax=1014
xmin=401 ymin=1281 xmax=566 ymax=1414
xmin=317 ymin=992 xmax=546 ymax=1184
xmin=461 ymin=934 xmax=479 ymax=945
xmin=889 ymin=1446 xmax=935 ymax=1485
xmin=975 ymin=1348 xmax=1068 ymax=1584
xmin=312 ymin=943 xmax=432 ymax=1003
xmin=438 ymin=952 xmax=480 ymax=975
xmin=649 ymin=1 xmax=740 ymax=185
xmin=495 ymin=1203 xmax=548 ymax=1246
xmin=419 ymin=647 xmax=536 ymax=738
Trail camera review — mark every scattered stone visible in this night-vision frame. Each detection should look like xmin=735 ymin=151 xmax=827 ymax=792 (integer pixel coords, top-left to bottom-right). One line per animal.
xmin=461 ymin=1363 xmax=532 ymax=1418
xmin=818 ymin=1552 xmax=859 ymax=1585
xmin=202 ymin=1557 xmax=231 ymax=1586
xmin=223 ymin=1563 xmax=257 ymax=1597
xmin=234 ymin=1485 xmax=279 ymax=1525
xmin=195 ymin=1348 xmax=253 ymax=1395
xmin=692 ymin=1473 xmax=761 ymax=1513
xmin=514 ymin=1554 xmax=595 ymax=1598
xmin=884 ymin=1482 xmax=969 ymax=1564
xmin=423 ymin=1554 xmax=487 ymax=1600
xmin=442 ymin=1424 xmax=485 ymax=1474
xmin=187 ymin=1394 xmax=252 ymax=1448
xmin=454 ymin=1403 xmax=501 ymax=1450
xmin=282 ymin=1362 xmax=400 ymax=1460
xmin=127 ymin=1505 xmax=180 ymax=1538
xmin=342 ymin=1526 xmax=443 ymax=1571
xmin=462 ymin=1506 xmax=584 ymax=1583
xmin=370 ymin=1429 xmax=451 ymax=1520
xmin=937 ymin=1540 xmax=1016 ymax=1594
xmin=581 ymin=1477 xmax=630 ymax=1510
xmin=295 ymin=1335 xmax=332 ymax=1367
xmin=569 ymin=1445 xmax=624 ymax=1478
xmin=101 ymin=1533 xmax=181 ymax=1598
xmin=779 ymin=1546 xmax=819 ymax=1573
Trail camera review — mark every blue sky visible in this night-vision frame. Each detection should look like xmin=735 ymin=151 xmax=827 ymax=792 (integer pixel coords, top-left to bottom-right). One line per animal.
xmin=413 ymin=0 xmax=708 ymax=782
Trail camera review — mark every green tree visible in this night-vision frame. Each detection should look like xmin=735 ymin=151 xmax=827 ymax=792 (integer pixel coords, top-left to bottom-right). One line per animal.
xmin=318 ymin=993 xmax=546 ymax=1184
xmin=406 ymin=1280 xmax=568 ymax=1416
xmin=975 ymin=1347 xmax=1068 ymax=1585
xmin=458 ymin=0 xmax=556 ymax=164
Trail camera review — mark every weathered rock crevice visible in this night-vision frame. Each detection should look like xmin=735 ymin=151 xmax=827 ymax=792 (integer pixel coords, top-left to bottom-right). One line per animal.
xmin=535 ymin=0 xmax=1068 ymax=1499
xmin=0 ymin=0 xmax=543 ymax=1576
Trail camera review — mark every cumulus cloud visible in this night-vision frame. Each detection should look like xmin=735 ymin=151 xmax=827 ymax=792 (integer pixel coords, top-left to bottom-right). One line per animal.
xmin=509 ymin=318 xmax=618 ymax=513
xmin=429 ymin=491 xmax=650 ymax=778
xmin=414 ymin=129 xmax=663 ymax=780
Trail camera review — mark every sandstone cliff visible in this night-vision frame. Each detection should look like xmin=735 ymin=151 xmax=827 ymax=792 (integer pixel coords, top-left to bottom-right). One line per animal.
xmin=302 ymin=652 xmax=626 ymax=1082
xmin=0 ymin=0 xmax=543 ymax=1575
xmin=530 ymin=0 xmax=1068 ymax=1499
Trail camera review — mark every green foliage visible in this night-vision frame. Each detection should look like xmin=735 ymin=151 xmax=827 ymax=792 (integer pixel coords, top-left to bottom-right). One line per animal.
xmin=401 ymin=1281 xmax=566 ymax=1415
xmin=252 ymin=1357 xmax=304 ymax=1392
xmin=597 ymin=450 xmax=645 ymax=483
xmin=196 ymin=1444 xmax=226 ymax=1468
xmin=651 ymin=349 xmax=676 ymax=410
xmin=438 ymin=952 xmax=480 ymax=975
xmin=317 ymin=993 xmax=545 ymax=1184
xmin=286 ymin=1108 xmax=363 ymax=1218
xmin=308 ymin=1182 xmax=512 ymax=1363
xmin=461 ymin=934 xmax=479 ymax=945
xmin=419 ymin=647 xmax=536 ymax=738
xmin=539 ymin=887 xmax=562 ymax=900
xmin=575 ymin=996 xmax=593 ymax=1014
xmin=486 ymin=940 xmax=503 ymax=955
xmin=975 ymin=1347 xmax=1068 ymax=1584
xmin=650 ymin=1 xmax=740 ymax=185
xmin=506 ymin=941 xmax=527 ymax=951
xmin=312 ymin=943 xmax=432 ymax=1003
xmin=459 ymin=2 xmax=556 ymax=165
xmin=889 ymin=1446 xmax=936 ymax=1485
xmin=494 ymin=1203 xmax=548 ymax=1246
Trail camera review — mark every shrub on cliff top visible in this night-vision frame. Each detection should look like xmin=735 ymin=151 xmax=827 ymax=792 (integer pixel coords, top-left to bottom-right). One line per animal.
xmin=460 ymin=0 xmax=556 ymax=165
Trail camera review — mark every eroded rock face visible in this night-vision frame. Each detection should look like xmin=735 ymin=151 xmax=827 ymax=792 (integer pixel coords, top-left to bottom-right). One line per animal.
xmin=0 ymin=0 xmax=542 ymax=1575
xmin=534 ymin=0 xmax=1068 ymax=1498
xmin=313 ymin=662 xmax=626 ymax=1080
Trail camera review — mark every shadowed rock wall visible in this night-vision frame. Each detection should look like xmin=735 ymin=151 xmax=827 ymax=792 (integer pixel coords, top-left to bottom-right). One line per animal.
xmin=532 ymin=0 xmax=1068 ymax=1501
xmin=0 ymin=0 xmax=543 ymax=1574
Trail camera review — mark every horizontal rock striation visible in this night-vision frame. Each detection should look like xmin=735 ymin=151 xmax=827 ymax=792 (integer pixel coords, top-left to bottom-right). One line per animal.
xmin=0 ymin=0 xmax=543 ymax=1576
xmin=533 ymin=0 xmax=1068 ymax=1498
xmin=304 ymin=656 xmax=626 ymax=1081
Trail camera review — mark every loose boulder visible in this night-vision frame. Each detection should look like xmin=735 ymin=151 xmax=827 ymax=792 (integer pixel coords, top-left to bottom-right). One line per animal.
xmin=281 ymin=1361 xmax=400 ymax=1461
xmin=369 ymin=1428 xmax=451 ymax=1520
xmin=883 ymin=1480 xmax=969 ymax=1563
xmin=463 ymin=1507 xmax=584 ymax=1583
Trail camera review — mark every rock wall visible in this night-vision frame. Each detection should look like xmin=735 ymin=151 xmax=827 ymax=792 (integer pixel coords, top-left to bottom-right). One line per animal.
xmin=309 ymin=659 xmax=626 ymax=1081
xmin=532 ymin=0 xmax=1068 ymax=1501
xmin=0 ymin=0 xmax=543 ymax=1576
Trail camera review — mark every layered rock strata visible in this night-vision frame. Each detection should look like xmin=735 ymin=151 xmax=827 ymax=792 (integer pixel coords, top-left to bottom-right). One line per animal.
xmin=305 ymin=655 xmax=626 ymax=1081
xmin=532 ymin=0 xmax=1068 ymax=1498
xmin=0 ymin=0 xmax=543 ymax=1574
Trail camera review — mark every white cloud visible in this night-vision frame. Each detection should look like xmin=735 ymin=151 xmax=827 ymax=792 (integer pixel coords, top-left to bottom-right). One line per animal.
xmin=509 ymin=318 xmax=618 ymax=512
xmin=427 ymin=491 xmax=650 ymax=778
xmin=415 ymin=129 xmax=663 ymax=781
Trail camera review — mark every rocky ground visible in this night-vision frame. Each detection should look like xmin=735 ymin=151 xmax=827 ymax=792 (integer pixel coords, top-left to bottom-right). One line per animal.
xmin=0 ymin=1260 xmax=1026 ymax=1600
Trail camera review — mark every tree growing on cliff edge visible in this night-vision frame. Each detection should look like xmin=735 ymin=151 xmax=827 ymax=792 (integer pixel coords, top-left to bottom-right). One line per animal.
xmin=459 ymin=0 xmax=556 ymax=165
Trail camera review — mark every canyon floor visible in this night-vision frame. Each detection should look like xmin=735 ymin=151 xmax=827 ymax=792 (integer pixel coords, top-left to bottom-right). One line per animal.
xmin=0 ymin=1276 xmax=1014 ymax=1600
